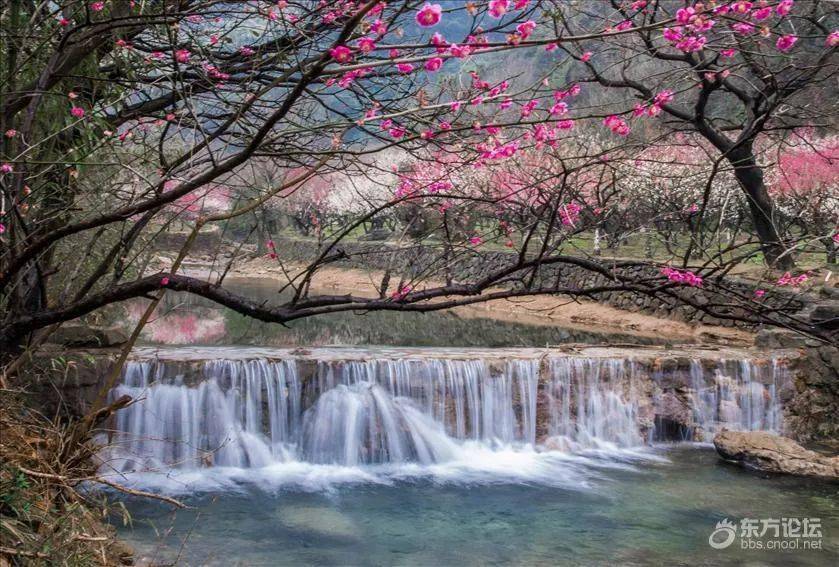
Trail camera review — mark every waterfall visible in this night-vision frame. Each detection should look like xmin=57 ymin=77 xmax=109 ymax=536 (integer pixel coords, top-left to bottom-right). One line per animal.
xmin=314 ymin=358 xmax=539 ymax=444
xmin=105 ymin=351 xmax=791 ymax=473
xmin=302 ymin=382 xmax=457 ymax=465
xmin=688 ymin=358 xmax=787 ymax=441
xmin=110 ymin=359 xmax=301 ymax=470
xmin=543 ymin=358 xmax=644 ymax=451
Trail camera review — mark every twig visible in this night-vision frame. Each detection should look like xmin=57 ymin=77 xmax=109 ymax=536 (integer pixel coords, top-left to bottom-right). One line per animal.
xmin=0 ymin=546 xmax=50 ymax=559
xmin=93 ymin=477 xmax=187 ymax=509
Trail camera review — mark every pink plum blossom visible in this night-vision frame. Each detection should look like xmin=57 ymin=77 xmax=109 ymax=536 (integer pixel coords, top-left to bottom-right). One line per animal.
xmin=431 ymin=33 xmax=448 ymax=54
xmin=488 ymin=0 xmax=509 ymax=19
xmin=449 ymin=44 xmax=472 ymax=58
xmin=520 ymin=99 xmax=538 ymax=117
xmin=370 ymin=19 xmax=388 ymax=36
xmin=732 ymin=22 xmax=755 ymax=35
xmin=391 ymin=285 xmax=412 ymax=300
xmin=549 ymin=101 xmax=568 ymax=115
xmin=603 ymin=115 xmax=630 ymax=136
xmin=676 ymin=7 xmax=696 ymax=25
xmin=661 ymin=267 xmax=703 ymax=287
xmin=357 ymin=37 xmax=377 ymax=53
xmin=516 ymin=20 xmax=537 ymax=40
xmin=732 ymin=1 xmax=753 ymax=14
xmin=425 ymin=57 xmax=443 ymax=72
xmin=776 ymin=271 xmax=809 ymax=286
xmin=416 ymin=3 xmax=442 ymax=27
xmin=776 ymin=34 xmax=798 ymax=52
xmin=751 ymin=7 xmax=772 ymax=21
xmin=560 ymin=202 xmax=581 ymax=226
xmin=663 ymin=27 xmax=683 ymax=43
xmin=776 ymin=0 xmax=794 ymax=16
xmin=676 ymin=35 xmax=707 ymax=52
xmin=329 ymin=45 xmax=353 ymax=63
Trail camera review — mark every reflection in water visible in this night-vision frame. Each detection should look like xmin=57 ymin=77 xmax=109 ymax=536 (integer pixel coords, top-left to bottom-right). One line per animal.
xmin=117 ymin=278 xmax=667 ymax=347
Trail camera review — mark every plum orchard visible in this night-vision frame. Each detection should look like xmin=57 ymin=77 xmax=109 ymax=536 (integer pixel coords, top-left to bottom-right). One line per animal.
xmin=1 ymin=1 xmax=837 ymax=357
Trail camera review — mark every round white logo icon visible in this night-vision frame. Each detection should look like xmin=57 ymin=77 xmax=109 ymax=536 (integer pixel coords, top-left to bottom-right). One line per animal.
xmin=709 ymin=519 xmax=737 ymax=549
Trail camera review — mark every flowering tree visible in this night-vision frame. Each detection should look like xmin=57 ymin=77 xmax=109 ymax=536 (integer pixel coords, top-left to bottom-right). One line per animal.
xmin=554 ymin=0 xmax=838 ymax=269
xmin=768 ymin=135 xmax=839 ymax=264
xmin=1 ymin=0 xmax=836 ymax=364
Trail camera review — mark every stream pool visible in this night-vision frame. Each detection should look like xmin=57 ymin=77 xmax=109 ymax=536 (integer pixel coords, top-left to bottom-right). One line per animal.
xmin=114 ymin=446 xmax=837 ymax=566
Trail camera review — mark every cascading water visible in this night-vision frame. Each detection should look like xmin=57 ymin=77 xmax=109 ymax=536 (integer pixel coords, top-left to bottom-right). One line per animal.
xmin=544 ymin=358 xmax=644 ymax=451
xmin=103 ymin=350 xmax=791 ymax=482
xmin=110 ymin=359 xmax=301 ymax=471
xmin=688 ymin=358 xmax=788 ymax=440
xmin=302 ymin=382 xmax=457 ymax=465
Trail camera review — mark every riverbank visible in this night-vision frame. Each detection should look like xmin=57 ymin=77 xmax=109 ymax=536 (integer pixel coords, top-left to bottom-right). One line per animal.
xmin=176 ymin=254 xmax=756 ymax=347
xmin=0 ymin=393 xmax=134 ymax=565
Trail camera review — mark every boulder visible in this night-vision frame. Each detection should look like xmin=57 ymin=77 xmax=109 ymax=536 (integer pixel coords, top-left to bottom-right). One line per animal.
xmin=810 ymin=301 xmax=839 ymax=330
xmin=714 ymin=430 xmax=839 ymax=480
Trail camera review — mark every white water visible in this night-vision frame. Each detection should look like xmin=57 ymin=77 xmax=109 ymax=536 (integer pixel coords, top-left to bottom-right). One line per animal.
xmin=688 ymin=358 xmax=787 ymax=441
xmin=101 ymin=351 xmax=789 ymax=491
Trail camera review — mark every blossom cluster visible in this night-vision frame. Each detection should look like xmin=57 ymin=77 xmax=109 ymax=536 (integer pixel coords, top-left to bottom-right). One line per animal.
xmin=776 ymin=271 xmax=808 ymax=287
xmin=661 ymin=267 xmax=703 ymax=287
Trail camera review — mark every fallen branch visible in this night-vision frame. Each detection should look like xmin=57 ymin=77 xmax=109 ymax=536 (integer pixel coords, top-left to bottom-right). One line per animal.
xmin=93 ymin=477 xmax=187 ymax=509
xmin=16 ymin=466 xmax=187 ymax=509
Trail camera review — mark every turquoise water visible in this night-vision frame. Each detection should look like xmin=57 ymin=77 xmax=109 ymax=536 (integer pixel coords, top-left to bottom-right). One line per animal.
xmin=115 ymin=447 xmax=838 ymax=566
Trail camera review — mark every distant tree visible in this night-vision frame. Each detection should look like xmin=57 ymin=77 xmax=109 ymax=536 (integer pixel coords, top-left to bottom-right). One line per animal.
xmin=769 ymin=135 xmax=839 ymax=264
xmin=555 ymin=0 xmax=839 ymax=269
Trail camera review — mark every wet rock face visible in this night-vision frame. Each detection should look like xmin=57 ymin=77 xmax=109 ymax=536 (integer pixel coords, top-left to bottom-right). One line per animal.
xmin=785 ymin=345 xmax=839 ymax=444
xmin=714 ymin=430 xmax=839 ymax=480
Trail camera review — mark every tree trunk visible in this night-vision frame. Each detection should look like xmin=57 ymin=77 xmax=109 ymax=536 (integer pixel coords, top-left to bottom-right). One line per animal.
xmin=826 ymin=237 xmax=837 ymax=266
xmin=727 ymin=146 xmax=795 ymax=270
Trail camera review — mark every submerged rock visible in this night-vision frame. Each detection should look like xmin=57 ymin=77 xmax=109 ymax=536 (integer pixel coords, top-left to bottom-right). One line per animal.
xmin=714 ymin=430 xmax=839 ymax=480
